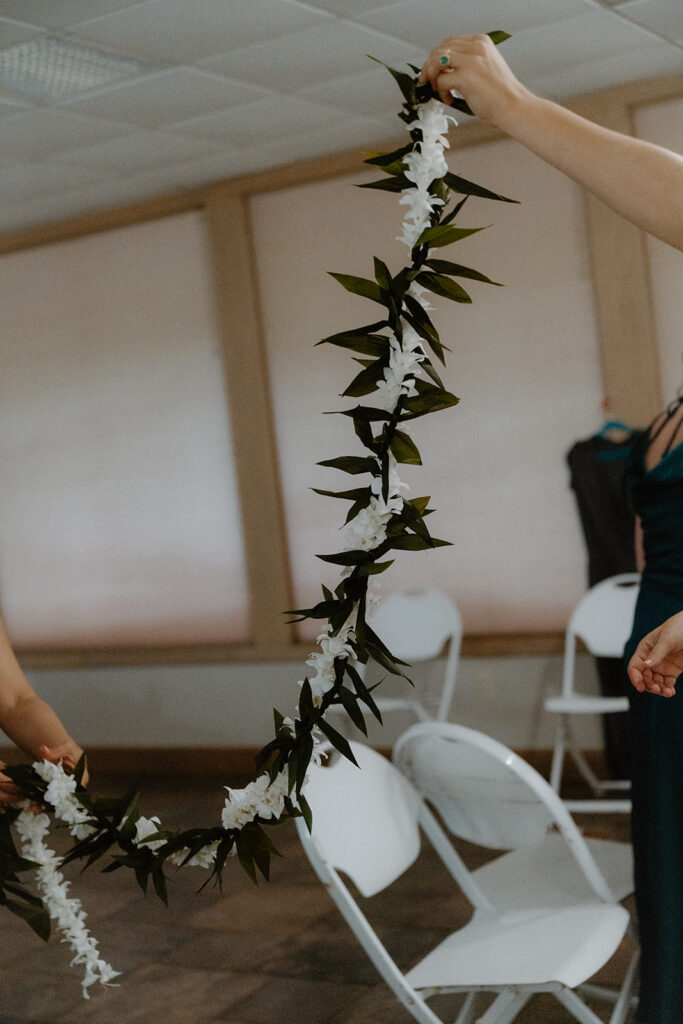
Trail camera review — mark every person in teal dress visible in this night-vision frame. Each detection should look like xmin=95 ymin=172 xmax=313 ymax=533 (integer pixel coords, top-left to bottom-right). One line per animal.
xmin=624 ymin=397 xmax=683 ymax=1024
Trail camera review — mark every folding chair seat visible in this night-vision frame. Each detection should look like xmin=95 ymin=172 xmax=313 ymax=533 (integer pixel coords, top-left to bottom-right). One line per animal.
xmin=544 ymin=573 xmax=640 ymax=812
xmin=297 ymin=730 xmax=638 ymax=1024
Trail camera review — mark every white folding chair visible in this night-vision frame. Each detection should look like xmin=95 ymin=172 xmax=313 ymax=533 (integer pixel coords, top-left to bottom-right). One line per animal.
xmin=297 ymin=733 xmax=637 ymax=1024
xmin=544 ymin=573 xmax=640 ymax=812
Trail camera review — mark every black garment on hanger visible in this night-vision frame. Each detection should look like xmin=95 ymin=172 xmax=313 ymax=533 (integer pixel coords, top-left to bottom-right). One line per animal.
xmin=566 ymin=433 xmax=637 ymax=780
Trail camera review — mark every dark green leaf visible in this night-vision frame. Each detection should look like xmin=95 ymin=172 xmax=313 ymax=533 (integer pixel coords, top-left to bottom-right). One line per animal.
xmin=403 ymin=295 xmax=447 ymax=363
xmin=368 ymin=55 xmax=416 ymax=106
xmin=358 ymin=175 xmax=409 ymax=193
xmin=416 ymin=271 xmax=471 ymax=303
xmin=317 ymin=455 xmax=377 ymax=475
xmin=401 ymin=387 xmax=459 ymax=419
xmin=317 ymin=718 xmax=359 ymax=766
xmin=317 ymin=331 xmax=389 ymax=356
xmin=336 ymin=405 xmax=392 ymax=423
xmin=299 ymin=678 xmax=315 ymax=720
xmin=415 ymin=224 xmax=485 ymax=250
xmin=390 ymin=534 xmax=452 ymax=551
xmin=425 ymin=259 xmax=502 ymax=285
xmin=346 ymin=663 xmax=383 ymax=724
xmin=363 ymin=143 xmax=412 ymax=167
xmin=343 ymin=359 xmax=388 ymax=398
xmin=5 ymin=896 xmax=51 ymax=940
xmin=442 ymin=194 xmax=470 ymax=225
xmin=336 ymin=687 xmax=367 ymax=735
xmin=328 ymin=272 xmax=385 ymax=305
xmin=312 ymin=486 xmax=371 ymax=503
xmin=295 ymin=732 xmax=313 ymax=796
xmin=297 ymin=792 xmax=313 ymax=834
xmin=316 ymin=549 xmax=370 ymax=566
xmin=152 ymin=866 xmax=168 ymax=906
xmin=444 ymin=172 xmax=517 ymax=204
xmin=357 ymin=559 xmax=395 ymax=577
xmin=390 ymin=429 xmax=422 ymax=465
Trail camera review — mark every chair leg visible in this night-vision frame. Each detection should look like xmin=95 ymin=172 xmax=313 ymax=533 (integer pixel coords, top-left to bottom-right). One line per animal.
xmin=453 ymin=991 xmax=477 ymax=1024
xmin=474 ymin=990 xmax=530 ymax=1024
xmin=549 ymin=718 xmax=567 ymax=792
xmin=608 ymin=947 xmax=640 ymax=1024
xmin=554 ymin=986 xmax=610 ymax=1024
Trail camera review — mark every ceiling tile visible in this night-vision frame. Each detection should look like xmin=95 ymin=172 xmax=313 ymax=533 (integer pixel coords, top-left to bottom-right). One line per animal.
xmin=63 ymin=67 xmax=270 ymax=128
xmin=499 ymin=9 xmax=671 ymax=79
xmin=1 ymin=107 xmax=135 ymax=160
xmin=69 ymin=0 xmax=333 ymax=63
xmin=53 ymin=130 xmax=223 ymax=175
xmin=294 ymin=66 xmax=406 ymax=117
xmin=200 ymin=20 xmax=420 ymax=91
xmin=0 ymin=160 xmax=105 ymax=202
xmin=356 ymin=0 xmax=591 ymax=48
xmin=302 ymin=0 xmax=406 ymax=12
xmin=171 ymin=94 xmax=349 ymax=147
xmin=0 ymin=2 xmax=146 ymax=30
xmin=253 ymin=111 xmax=394 ymax=165
xmin=0 ymin=15 xmax=45 ymax=48
xmin=530 ymin=38 xmax=683 ymax=98
xmin=616 ymin=0 xmax=683 ymax=44
xmin=0 ymin=93 xmax=34 ymax=116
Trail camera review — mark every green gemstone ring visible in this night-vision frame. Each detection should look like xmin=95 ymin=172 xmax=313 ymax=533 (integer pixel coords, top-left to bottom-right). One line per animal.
xmin=440 ymin=55 xmax=449 ymax=65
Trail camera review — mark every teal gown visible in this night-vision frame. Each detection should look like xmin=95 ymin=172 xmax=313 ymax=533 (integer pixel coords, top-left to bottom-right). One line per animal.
xmin=624 ymin=410 xmax=683 ymax=1024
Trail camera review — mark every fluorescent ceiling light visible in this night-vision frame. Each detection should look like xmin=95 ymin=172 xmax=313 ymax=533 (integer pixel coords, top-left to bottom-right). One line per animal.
xmin=0 ymin=37 xmax=157 ymax=102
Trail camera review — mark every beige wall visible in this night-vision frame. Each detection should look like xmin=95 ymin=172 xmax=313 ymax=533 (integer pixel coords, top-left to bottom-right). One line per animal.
xmin=0 ymin=212 xmax=249 ymax=647
xmin=252 ymin=141 xmax=604 ymax=636
xmin=0 ymin=75 xmax=681 ymax=751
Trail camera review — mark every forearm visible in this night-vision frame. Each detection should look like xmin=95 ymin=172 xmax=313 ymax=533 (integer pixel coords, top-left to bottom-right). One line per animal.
xmin=420 ymin=35 xmax=683 ymax=250
xmin=494 ymin=93 xmax=683 ymax=250
xmin=0 ymin=692 xmax=76 ymax=761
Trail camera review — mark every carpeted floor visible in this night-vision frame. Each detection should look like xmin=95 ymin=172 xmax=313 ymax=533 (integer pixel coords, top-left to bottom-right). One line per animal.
xmin=0 ymin=770 xmax=636 ymax=1024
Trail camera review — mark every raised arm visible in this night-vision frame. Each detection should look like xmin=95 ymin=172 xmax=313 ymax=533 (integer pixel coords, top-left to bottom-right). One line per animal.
xmin=420 ymin=35 xmax=683 ymax=251
xmin=0 ymin=616 xmax=85 ymax=803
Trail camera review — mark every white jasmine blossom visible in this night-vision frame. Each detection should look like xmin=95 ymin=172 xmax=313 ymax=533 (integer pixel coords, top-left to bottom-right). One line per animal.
xmin=33 ymin=759 xmax=95 ymax=834
xmin=222 ymin=770 xmax=289 ymax=830
xmin=302 ymin=620 xmax=357 ymax=706
xmin=398 ymin=98 xmax=456 ymax=249
xmin=14 ymin=805 xmax=119 ymax=998
xmin=169 ymin=841 xmax=219 ymax=869
xmin=133 ymin=815 xmax=165 ymax=852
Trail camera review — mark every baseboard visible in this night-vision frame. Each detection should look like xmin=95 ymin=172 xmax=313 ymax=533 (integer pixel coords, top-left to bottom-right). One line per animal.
xmin=1 ymin=745 xmax=608 ymax=782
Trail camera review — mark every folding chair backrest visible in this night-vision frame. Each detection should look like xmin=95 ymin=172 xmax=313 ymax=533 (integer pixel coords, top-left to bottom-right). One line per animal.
xmin=301 ymin=741 xmax=423 ymax=897
xmin=394 ymin=724 xmax=555 ymax=849
xmin=369 ymin=586 xmax=462 ymax=663
xmin=568 ymin=573 xmax=639 ymax=658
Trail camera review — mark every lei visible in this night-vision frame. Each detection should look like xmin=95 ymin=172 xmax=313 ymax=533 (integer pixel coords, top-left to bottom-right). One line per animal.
xmin=1 ymin=35 xmax=514 ymax=997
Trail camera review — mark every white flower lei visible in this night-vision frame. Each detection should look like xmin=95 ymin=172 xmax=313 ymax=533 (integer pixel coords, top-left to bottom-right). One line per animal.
xmin=6 ymin=42 xmax=517 ymax=986
xmin=14 ymin=803 xmax=120 ymax=998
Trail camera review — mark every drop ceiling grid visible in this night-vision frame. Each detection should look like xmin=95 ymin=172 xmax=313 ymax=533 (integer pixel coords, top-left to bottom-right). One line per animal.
xmin=0 ymin=0 xmax=680 ymax=234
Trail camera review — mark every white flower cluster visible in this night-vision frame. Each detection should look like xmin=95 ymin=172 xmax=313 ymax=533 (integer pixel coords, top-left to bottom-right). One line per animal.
xmin=301 ymin=619 xmax=357 ymax=706
xmin=343 ymin=453 xmax=407 ymax=554
xmin=14 ymin=805 xmax=120 ymax=998
xmin=221 ymin=769 xmax=289 ymax=830
xmin=34 ymin=759 xmax=96 ymax=841
xmin=375 ymin=321 xmax=426 ymax=411
xmin=398 ymin=98 xmax=456 ymax=249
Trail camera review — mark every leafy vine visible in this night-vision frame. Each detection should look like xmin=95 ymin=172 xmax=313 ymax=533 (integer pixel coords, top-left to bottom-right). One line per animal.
xmin=1 ymin=34 xmax=515 ymax=995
